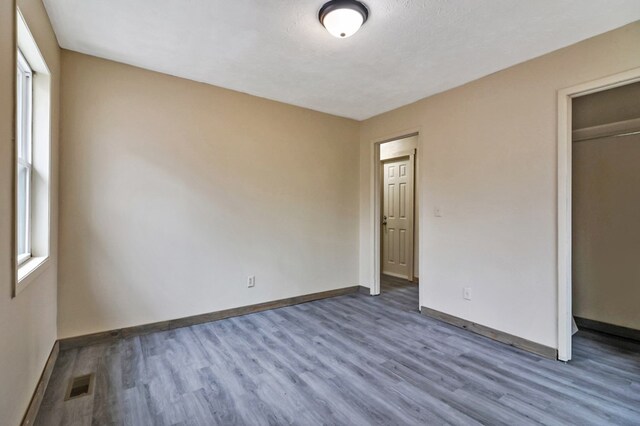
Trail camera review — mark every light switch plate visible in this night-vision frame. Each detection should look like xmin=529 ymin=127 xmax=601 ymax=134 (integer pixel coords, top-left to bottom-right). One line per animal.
xmin=463 ymin=287 xmax=471 ymax=300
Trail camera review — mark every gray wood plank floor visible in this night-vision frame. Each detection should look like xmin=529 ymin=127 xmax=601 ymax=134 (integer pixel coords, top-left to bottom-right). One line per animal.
xmin=35 ymin=277 xmax=640 ymax=425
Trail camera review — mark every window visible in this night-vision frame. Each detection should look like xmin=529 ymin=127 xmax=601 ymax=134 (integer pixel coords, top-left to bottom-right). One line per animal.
xmin=16 ymin=49 xmax=33 ymax=266
xmin=15 ymin=8 xmax=52 ymax=294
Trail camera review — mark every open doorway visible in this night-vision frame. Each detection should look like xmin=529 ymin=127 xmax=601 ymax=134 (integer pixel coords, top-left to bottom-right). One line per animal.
xmin=557 ymin=67 xmax=640 ymax=361
xmin=571 ymin=81 xmax=640 ymax=357
xmin=379 ymin=135 xmax=419 ymax=296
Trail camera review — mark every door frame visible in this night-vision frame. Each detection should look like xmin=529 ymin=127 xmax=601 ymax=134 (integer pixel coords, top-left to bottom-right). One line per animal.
xmin=557 ymin=67 xmax=640 ymax=361
xmin=381 ymin=150 xmax=416 ymax=282
xmin=370 ymin=128 xmax=422 ymax=297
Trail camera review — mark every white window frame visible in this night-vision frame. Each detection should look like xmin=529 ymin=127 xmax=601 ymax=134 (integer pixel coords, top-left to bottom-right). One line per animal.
xmin=16 ymin=48 xmax=33 ymax=266
xmin=15 ymin=7 xmax=52 ymax=296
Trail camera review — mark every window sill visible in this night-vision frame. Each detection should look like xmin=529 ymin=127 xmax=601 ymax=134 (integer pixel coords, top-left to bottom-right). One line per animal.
xmin=16 ymin=256 xmax=50 ymax=296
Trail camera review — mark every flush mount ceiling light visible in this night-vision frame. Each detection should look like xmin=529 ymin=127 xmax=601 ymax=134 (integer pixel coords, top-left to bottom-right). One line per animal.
xmin=319 ymin=0 xmax=369 ymax=38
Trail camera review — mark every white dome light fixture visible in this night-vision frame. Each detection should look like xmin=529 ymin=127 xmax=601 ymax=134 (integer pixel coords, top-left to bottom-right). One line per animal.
xmin=319 ymin=0 xmax=369 ymax=38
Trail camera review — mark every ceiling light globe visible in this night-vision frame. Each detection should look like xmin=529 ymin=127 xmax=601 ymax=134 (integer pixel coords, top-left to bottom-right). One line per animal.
xmin=323 ymin=8 xmax=363 ymax=38
xmin=319 ymin=0 xmax=369 ymax=38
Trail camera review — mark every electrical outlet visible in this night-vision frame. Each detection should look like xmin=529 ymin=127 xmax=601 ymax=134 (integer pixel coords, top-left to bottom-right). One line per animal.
xmin=463 ymin=287 xmax=471 ymax=300
xmin=247 ymin=276 xmax=255 ymax=288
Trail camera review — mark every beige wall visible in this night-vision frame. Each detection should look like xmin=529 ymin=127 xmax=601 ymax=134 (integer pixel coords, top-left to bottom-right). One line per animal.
xmin=58 ymin=51 xmax=360 ymax=338
xmin=572 ymin=87 xmax=640 ymax=330
xmin=380 ymin=135 xmax=419 ymax=277
xmin=573 ymin=81 xmax=640 ymax=129
xmin=359 ymin=22 xmax=640 ymax=349
xmin=0 ymin=0 xmax=59 ymax=424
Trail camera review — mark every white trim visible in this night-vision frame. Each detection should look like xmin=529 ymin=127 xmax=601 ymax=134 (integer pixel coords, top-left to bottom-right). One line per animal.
xmin=17 ymin=9 xmax=50 ymax=75
xmin=557 ymin=67 xmax=640 ymax=362
xmin=17 ymin=252 xmax=31 ymax=266
xmin=371 ymin=138 xmax=381 ymax=295
xmin=16 ymin=52 xmax=33 ymax=260
xmin=380 ymin=148 xmax=415 ymax=162
xmin=16 ymin=256 xmax=50 ymax=295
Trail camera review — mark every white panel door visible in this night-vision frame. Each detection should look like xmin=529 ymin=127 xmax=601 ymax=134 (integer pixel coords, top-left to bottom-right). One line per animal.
xmin=382 ymin=155 xmax=414 ymax=280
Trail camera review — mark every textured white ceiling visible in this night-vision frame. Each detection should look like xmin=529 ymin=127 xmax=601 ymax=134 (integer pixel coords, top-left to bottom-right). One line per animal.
xmin=43 ymin=0 xmax=640 ymax=120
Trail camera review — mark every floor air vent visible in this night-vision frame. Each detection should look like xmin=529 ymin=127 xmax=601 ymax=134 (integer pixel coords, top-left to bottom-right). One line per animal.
xmin=65 ymin=373 xmax=94 ymax=401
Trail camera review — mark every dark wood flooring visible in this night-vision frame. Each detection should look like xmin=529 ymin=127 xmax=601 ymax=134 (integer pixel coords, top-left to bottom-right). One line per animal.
xmin=35 ymin=277 xmax=640 ymax=425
